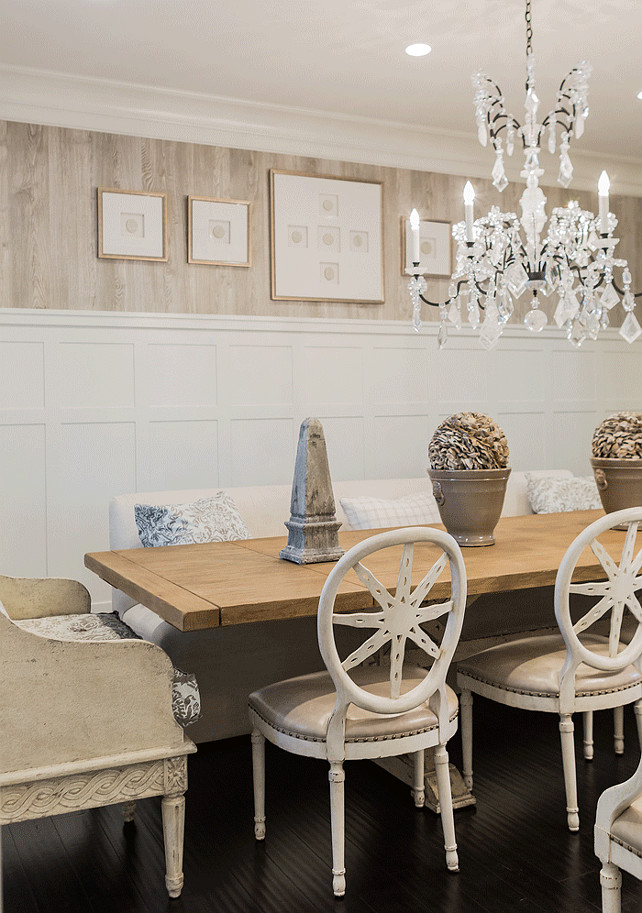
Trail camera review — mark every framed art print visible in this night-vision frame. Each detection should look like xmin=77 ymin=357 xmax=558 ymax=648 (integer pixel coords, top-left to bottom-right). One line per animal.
xmin=401 ymin=217 xmax=451 ymax=277
xmin=188 ymin=196 xmax=251 ymax=267
xmin=270 ymin=170 xmax=383 ymax=303
xmin=97 ymin=189 xmax=167 ymax=261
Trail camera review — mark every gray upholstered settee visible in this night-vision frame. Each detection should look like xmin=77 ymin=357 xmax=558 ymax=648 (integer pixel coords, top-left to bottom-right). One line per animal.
xmin=109 ymin=470 xmax=571 ymax=742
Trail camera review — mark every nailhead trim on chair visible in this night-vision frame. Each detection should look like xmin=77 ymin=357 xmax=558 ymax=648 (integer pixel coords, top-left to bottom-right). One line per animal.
xmin=250 ymin=705 xmax=458 ymax=744
xmin=458 ymin=670 xmax=642 ymax=699
xmin=611 ymin=835 xmax=642 ymax=859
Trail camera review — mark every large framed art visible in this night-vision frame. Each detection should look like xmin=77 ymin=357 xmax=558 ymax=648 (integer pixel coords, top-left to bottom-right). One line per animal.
xmin=269 ymin=170 xmax=384 ymax=303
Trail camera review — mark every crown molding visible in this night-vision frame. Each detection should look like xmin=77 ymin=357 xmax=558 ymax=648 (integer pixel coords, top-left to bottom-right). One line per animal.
xmin=1 ymin=64 xmax=642 ymax=197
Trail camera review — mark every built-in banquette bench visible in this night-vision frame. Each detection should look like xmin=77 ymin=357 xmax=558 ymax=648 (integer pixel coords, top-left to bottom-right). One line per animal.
xmin=109 ymin=470 xmax=574 ymax=742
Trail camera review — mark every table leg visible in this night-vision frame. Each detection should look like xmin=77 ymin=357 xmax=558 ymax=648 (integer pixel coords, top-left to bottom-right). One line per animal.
xmin=373 ymin=750 xmax=476 ymax=813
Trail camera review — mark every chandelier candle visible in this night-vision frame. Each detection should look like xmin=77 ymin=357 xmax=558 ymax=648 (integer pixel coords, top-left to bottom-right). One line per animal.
xmin=598 ymin=171 xmax=610 ymax=229
xmin=463 ymin=182 xmax=475 ymax=243
xmin=407 ymin=0 xmax=641 ymax=349
xmin=410 ymin=208 xmax=421 ymax=264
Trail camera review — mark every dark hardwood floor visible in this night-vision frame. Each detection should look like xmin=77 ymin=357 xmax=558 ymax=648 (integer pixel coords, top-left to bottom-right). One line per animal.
xmin=6 ymin=698 xmax=642 ymax=913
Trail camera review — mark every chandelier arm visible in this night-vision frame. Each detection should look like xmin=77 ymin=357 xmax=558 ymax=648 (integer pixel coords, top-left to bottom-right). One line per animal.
xmin=611 ymin=280 xmax=642 ymax=299
xmin=569 ymin=264 xmax=607 ymax=293
xmin=416 ymin=292 xmax=442 ymax=309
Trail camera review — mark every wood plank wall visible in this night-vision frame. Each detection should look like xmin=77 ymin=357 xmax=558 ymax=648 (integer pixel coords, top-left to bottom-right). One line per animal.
xmin=2 ymin=120 xmax=641 ymax=323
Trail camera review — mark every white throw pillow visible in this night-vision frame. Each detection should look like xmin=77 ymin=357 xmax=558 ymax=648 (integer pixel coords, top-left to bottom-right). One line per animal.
xmin=135 ymin=492 xmax=250 ymax=547
xmin=340 ymin=491 xmax=441 ymax=530
xmin=525 ymin=473 xmax=602 ymax=514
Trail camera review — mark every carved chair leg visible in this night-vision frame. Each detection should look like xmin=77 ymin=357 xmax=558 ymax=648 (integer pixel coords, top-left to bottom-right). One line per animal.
xmin=161 ymin=795 xmax=185 ymax=899
xmin=559 ymin=713 xmax=579 ymax=832
xmin=121 ymin=800 xmax=136 ymax=823
xmin=459 ymin=688 xmax=473 ymax=790
xmin=251 ymin=729 xmax=266 ymax=840
xmin=412 ymin=750 xmax=425 ymax=808
xmin=613 ymin=705 xmax=625 ymax=755
xmin=633 ymin=699 xmax=642 ymax=752
xmin=600 ymin=861 xmax=622 ymax=913
xmin=328 ymin=761 xmax=346 ymax=897
xmin=583 ymin=710 xmax=594 ymax=760
xmin=434 ymin=744 xmax=459 ymax=872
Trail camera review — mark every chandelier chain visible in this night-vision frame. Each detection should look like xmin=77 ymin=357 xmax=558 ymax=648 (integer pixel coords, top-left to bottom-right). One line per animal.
xmin=525 ymin=0 xmax=533 ymax=57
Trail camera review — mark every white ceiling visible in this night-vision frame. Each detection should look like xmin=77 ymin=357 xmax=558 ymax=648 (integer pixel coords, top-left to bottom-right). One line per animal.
xmin=1 ymin=0 xmax=641 ymax=162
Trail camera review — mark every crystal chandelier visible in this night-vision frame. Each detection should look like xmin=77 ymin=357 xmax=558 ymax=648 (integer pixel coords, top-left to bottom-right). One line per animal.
xmin=408 ymin=0 xmax=641 ymax=350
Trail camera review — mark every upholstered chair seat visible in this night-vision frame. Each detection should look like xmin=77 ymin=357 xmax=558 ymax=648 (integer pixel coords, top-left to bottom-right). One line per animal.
xmin=249 ymin=665 xmax=459 ymax=749
xmin=458 ymin=634 xmax=642 ymax=700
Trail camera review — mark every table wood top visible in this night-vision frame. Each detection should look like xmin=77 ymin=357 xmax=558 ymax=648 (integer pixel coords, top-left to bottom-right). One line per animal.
xmin=85 ymin=509 xmax=621 ymax=632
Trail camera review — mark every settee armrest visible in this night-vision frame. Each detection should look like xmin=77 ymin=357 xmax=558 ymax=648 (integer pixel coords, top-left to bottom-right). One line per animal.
xmin=1 ymin=610 xmax=190 ymax=777
xmin=0 ymin=574 xmax=91 ymax=620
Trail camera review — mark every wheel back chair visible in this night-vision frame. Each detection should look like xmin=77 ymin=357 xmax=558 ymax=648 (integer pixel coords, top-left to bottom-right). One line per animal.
xmin=0 ymin=574 xmax=196 ymax=909
xmin=248 ymin=526 xmax=467 ymax=897
xmin=457 ymin=507 xmax=642 ymax=832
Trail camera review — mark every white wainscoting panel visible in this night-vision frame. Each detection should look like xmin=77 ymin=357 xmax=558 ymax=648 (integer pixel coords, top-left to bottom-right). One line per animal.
xmin=1 ymin=309 xmax=640 ymax=608
xmin=55 ymin=342 xmax=135 ymax=409
xmin=229 ymin=417 xmax=295 ymax=486
xmin=318 ymin=416 xmax=366 ymax=481
xmin=47 ymin=420 xmax=137 ymax=600
xmin=0 ymin=341 xmax=45 ymax=410
xmin=226 ymin=345 xmax=294 ymax=406
xmin=148 ymin=420 xmax=219 ymax=491
xmin=0 ymin=423 xmax=47 ymax=577
xmin=498 ymin=411 xmax=548 ymax=471
xmin=600 ymin=347 xmax=641 ymax=410
xmin=301 ymin=345 xmax=363 ymax=407
xmin=434 ymin=344 xmax=491 ymax=406
xmin=146 ymin=344 xmax=218 ymax=408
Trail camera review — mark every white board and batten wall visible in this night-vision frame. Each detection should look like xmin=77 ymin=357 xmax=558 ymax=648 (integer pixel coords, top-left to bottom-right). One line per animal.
xmin=1 ymin=306 xmax=640 ymax=609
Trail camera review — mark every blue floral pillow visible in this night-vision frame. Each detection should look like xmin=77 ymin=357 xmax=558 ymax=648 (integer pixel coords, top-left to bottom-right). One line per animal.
xmin=134 ymin=492 xmax=250 ymax=547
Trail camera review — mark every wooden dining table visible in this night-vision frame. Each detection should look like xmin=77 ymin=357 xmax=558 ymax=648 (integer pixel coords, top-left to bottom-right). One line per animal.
xmin=85 ymin=508 xmax=615 ymax=634
xmin=85 ymin=507 xmax=620 ymax=812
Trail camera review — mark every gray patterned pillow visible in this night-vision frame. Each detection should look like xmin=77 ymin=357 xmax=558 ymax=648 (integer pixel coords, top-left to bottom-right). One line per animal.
xmin=525 ymin=473 xmax=602 ymax=514
xmin=135 ymin=492 xmax=250 ymax=547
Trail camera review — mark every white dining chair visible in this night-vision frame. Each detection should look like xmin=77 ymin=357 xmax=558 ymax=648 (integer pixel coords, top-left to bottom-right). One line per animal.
xmin=248 ymin=526 xmax=467 ymax=897
xmin=595 ymin=750 xmax=642 ymax=913
xmin=457 ymin=507 xmax=642 ymax=832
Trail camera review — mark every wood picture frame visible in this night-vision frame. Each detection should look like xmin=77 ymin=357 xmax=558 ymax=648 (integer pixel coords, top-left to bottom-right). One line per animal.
xmin=270 ymin=170 xmax=384 ymax=303
xmin=97 ymin=188 xmax=167 ymax=261
xmin=401 ymin=217 xmax=451 ymax=277
xmin=188 ymin=196 xmax=251 ymax=267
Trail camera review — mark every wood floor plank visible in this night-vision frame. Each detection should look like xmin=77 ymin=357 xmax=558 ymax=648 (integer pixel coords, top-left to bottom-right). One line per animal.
xmin=4 ymin=699 xmax=642 ymax=913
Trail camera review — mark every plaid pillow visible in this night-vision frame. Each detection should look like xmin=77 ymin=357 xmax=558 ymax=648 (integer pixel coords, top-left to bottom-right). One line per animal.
xmin=340 ymin=492 xmax=440 ymax=530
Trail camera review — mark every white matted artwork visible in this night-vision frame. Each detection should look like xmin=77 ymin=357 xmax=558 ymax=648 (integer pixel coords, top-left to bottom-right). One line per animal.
xmin=401 ymin=217 xmax=451 ymax=277
xmin=188 ymin=196 xmax=251 ymax=267
xmin=97 ymin=189 xmax=167 ymax=261
xmin=270 ymin=170 xmax=383 ymax=303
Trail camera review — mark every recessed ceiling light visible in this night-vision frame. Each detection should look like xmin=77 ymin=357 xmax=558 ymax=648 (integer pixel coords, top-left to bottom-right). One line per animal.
xmin=638 ymin=90 xmax=642 ymax=100
xmin=405 ymin=43 xmax=431 ymax=57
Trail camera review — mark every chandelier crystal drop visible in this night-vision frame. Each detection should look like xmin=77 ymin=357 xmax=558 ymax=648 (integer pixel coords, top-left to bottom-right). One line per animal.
xmin=407 ymin=0 xmax=640 ymax=349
